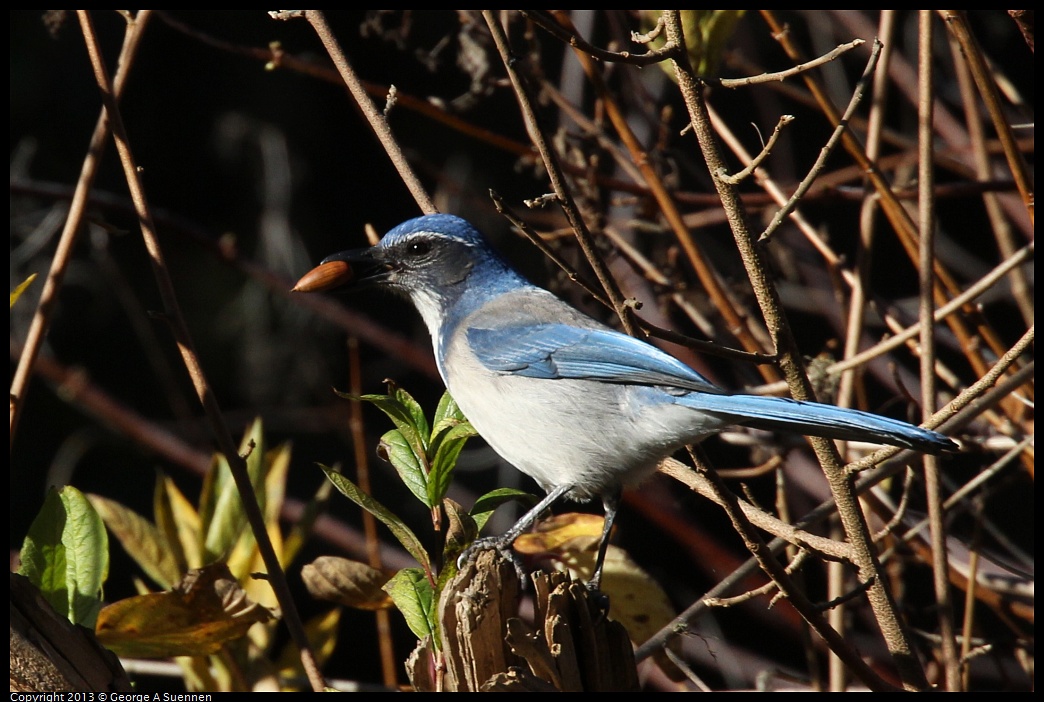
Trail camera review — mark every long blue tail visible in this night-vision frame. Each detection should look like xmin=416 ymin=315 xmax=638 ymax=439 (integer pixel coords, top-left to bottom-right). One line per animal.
xmin=678 ymin=392 xmax=956 ymax=454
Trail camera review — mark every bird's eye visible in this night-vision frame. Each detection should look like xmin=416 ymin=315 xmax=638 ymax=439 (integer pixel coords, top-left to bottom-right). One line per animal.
xmin=406 ymin=239 xmax=432 ymax=257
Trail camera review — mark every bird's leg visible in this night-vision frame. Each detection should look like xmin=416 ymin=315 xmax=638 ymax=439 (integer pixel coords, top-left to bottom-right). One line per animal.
xmin=587 ymin=487 xmax=621 ymax=596
xmin=458 ymin=482 xmax=573 ymax=580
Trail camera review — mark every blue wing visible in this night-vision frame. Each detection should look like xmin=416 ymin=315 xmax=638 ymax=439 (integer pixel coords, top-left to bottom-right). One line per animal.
xmin=467 ymin=323 xmax=721 ymax=393
xmin=466 ymin=323 xmax=957 ymax=454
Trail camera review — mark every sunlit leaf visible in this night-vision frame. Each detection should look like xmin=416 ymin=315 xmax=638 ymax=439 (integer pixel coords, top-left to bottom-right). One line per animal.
xmin=202 ymin=419 xmax=266 ymax=571
xmin=337 ymin=387 xmax=428 ymax=460
xmin=642 ymin=10 xmax=746 ymax=77
xmin=263 ymin=442 xmax=292 ymax=527
xmin=433 ymin=390 xmax=467 ymax=426
xmin=198 ymin=453 xmax=239 ymax=563
xmin=321 ymin=466 xmax=431 ymax=572
xmin=391 ymin=383 xmax=431 ymax=447
xmin=229 ymin=435 xmax=288 ymax=584
xmin=378 ymin=428 xmax=429 ymax=506
xmin=154 ymin=472 xmax=188 ymax=577
xmin=513 ymin=512 xmax=604 ymax=555
xmin=20 ymin=486 xmax=109 ymax=628
xmin=95 ymin=563 xmax=274 ymax=658
xmin=470 ymin=487 xmax=538 ymax=533
xmin=10 ymin=272 xmax=37 ymax=308
xmin=383 ymin=567 xmax=435 ymax=643
xmin=427 ymin=420 xmax=477 ymax=506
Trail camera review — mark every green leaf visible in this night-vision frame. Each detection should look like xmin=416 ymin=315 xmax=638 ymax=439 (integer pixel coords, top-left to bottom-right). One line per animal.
xmin=200 ymin=419 xmax=267 ymax=568
xmin=20 ymin=486 xmax=109 ymax=628
xmin=228 ymin=434 xmax=289 ymax=579
xmin=196 ymin=454 xmax=226 ymax=557
xmin=338 ymin=388 xmax=429 ymax=461
xmin=382 ymin=568 xmax=435 ymax=644
xmin=200 ymin=453 xmax=246 ymax=563
xmin=470 ymin=488 xmax=539 ymax=533
xmin=379 ymin=429 xmax=429 ymax=506
xmin=391 ymin=384 xmax=431 ymax=446
xmin=321 ymin=466 xmax=431 ymax=572
xmin=89 ymin=493 xmax=180 ymax=591
xmin=433 ymin=390 xmax=467 ymax=426
xmin=427 ymin=420 xmax=477 ymax=507
xmin=263 ymin=442 xmax=293 ymax=566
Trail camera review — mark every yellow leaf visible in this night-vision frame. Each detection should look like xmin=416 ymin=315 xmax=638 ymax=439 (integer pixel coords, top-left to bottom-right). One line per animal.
xmin=10 ymin=273 xmax=37 ymax=308
xmin=512 ymin=512 xmax=605 ymax=554
xmin=96 ymin=563 xmax=275 ymax=658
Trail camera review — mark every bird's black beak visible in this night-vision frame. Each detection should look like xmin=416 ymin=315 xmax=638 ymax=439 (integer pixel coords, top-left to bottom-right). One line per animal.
xmin=291 ymin=246 xmax=392 ymax=293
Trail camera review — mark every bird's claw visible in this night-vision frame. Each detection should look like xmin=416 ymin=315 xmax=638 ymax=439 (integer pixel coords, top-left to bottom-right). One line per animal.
xmin=458 ymin=536 xmax=528 ymax=584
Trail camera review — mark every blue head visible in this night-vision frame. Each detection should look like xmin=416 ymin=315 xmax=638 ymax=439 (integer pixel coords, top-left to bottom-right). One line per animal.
xmin=318 ymin=214 xmax=531 ymax=336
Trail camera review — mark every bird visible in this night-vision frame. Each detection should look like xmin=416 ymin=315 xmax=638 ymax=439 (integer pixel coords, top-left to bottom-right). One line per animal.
xmin=295 ymin=213 xmax=957 ymax=591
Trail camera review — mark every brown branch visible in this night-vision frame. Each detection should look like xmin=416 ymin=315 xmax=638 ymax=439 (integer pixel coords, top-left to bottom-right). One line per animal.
xmin=520 ymin=10 xmax=681 ymax=66
xmin=917 ymin=12 xmax=960 ymax=690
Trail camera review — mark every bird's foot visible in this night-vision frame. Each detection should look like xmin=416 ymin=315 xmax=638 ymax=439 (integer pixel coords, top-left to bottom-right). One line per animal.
xmin=458 ymin=536 xmax=527 ymax=584
xmin=583 ymin=578 xmax=611 ymax=618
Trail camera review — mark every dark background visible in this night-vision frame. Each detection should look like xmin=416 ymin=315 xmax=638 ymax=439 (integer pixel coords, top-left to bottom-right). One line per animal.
xmin=10 ymin=10 xmax=1034 ymax=691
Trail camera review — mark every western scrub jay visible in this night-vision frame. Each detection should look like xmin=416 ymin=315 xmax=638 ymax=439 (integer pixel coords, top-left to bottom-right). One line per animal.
xmin=296 ymin=213 xmax=956 ymax=590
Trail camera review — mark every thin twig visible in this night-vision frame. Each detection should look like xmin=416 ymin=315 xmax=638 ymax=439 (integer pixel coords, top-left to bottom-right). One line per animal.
xmin=703 ymin=549 xmax=811 ymax=607
xmin=758 ymin=11 xmax=1013 ymax=415
xmin=645 ymin=333 xmax=1032 ymax=670
xmin=718 ymin=114 xmax=794 ymax=185
xmin=520 ymin=10 xmax=681 ymax=66
xmin=657 ymin=459 xmax=852 ymax=562
xmin=10 ymin=11 xmax=152 ymax=446
xmin=490 ymin=191 xmax=611 ymax=307
xmin=947 ymin=24 xmax=1035 ymax=327
xmin=718 ymin=39 xmax=865 ymax=87
xmin=495 ymin=191 xmax=778 ymax=366
xmin=281 ymin=10 xmax=436 ymax=215
xmin=760 ymin=40 xmax=881 ymax=241
xmin=756 ymin=243 xmax=1033 ymax=396
xmin=846 ymin=327 xmax=1034 ymax=474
